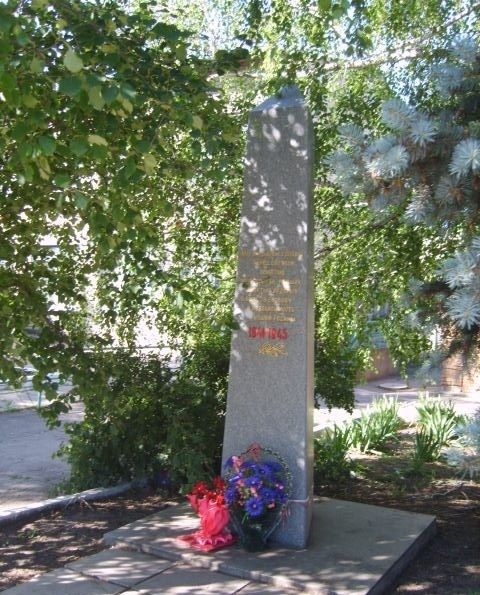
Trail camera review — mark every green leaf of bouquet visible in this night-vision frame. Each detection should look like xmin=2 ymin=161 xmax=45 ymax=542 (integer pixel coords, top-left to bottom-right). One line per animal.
xmin=63 ymin=49 xmax=83 ymax=73
xmin=59 ymin=75 xmax=82 ymax=97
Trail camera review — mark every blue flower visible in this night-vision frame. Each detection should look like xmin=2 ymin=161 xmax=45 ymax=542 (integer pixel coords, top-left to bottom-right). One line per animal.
xmin=259 ymin=488 xmax=275 ymax=504
xmin=245 ymin=496 xmax=265 ymax=518
xmin=245 ymin=476 xmax=262 ymax=489
xmin=225 ymin=486 xmax=237 ymax=506
xmin=227 ymin=474 xmax=242 ymax=485
xmin=257 ymin=463 xmax=274 ymax=478
xmin=265 ymin=461 xmax=282 ymax=473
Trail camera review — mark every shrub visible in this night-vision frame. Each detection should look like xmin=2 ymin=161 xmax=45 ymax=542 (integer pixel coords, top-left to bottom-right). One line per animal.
xmin=412 ymin=429 xmax=442 ymax=468
xmin=416 ymin=398 xmax=460 ymax=450
xmin=314 ymin=424 xmax=354 ymax=482
xmin=412 ymin=397 xmax=463 ymax=468
xmin=58 ymin=332 xmax=230 ymax=492
xmin=352 ymin=396 xmax=401 ymax=452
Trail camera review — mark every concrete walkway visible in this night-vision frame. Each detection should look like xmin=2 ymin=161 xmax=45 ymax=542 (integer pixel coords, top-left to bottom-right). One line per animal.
xmin=314 ymin=375 xmax=480 ymax=432
xmin=0 ymin=403 xmax=83 ymax=514
xmin=1 ymin=500 xmax=436 ymax=594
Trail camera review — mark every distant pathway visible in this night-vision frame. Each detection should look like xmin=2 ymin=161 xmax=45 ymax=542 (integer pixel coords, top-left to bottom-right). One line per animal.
xmin=1 ymin=375 xmax=479 ymax=513
xmin=314 ymin=375 xmax=480 ymax=432
xmin=0 ymin=405 xmax=83 ymax=513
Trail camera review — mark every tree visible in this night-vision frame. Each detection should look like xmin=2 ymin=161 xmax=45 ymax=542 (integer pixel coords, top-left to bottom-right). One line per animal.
xmin=326 ymin=36 xmax=480 ymax=378
xmin=232 ymin=0 xmax=480 ymax=406
xmin=2 ymin=0 xmax=480 ymax=488
xmin=0 ymin=0 xmax=243 ymax=402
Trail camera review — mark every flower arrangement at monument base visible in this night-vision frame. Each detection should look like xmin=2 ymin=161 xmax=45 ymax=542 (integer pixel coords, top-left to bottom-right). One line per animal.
xmin=177 ymin=477 xmax=236 ymax=552
xmin=224 ymin=443 xmax=291 ymax=552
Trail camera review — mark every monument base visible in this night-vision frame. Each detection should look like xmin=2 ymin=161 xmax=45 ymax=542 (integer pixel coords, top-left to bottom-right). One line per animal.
xmin=104 ymin=499 xmax=436 ymax=594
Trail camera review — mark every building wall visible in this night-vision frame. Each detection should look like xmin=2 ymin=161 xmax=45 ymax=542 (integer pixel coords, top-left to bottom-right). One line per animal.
xmin=441 ymin=353 xmax=480 ymax=393
xmin=362 ymin=348 xmax=398 ymax=382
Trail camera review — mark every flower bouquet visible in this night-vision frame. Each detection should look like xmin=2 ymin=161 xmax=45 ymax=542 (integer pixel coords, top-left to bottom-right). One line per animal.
xmin=177 ymin=477 xmax=236 ymax=552
xmin=224 ymin=443 xmax=291 ymax=552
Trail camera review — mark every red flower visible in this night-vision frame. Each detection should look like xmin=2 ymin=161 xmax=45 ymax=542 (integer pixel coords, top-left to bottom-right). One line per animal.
xmin=213 ymin=477 xmax=225 ymax=491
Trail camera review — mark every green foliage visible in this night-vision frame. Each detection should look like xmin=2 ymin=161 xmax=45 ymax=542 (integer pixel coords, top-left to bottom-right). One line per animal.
xmin=412 ymin=397 xmax=461 ymax=465
xmin=314 ymin=340 xmax=363 ymax=411
xmin=416 ymin=397 xmax=460 ymax=441
xmin=58 ymin=331 xmax=230 ymax=491
xmin=3 ymin=1 xmax=480 ymax=501
xmin=326 ymin=36 xmax=480 ymax=359
xmin=0 ymin=0 xmax=243 ymax=391
xmin=412 ymin=429 xmax=443 ymax=468
xmin=352 ymin=396 xmax=401 ymax=452
xmin=314 ymin=424 xmax=354 ymax=483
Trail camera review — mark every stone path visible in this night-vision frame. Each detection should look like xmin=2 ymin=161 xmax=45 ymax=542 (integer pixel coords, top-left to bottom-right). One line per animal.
xmin=1 ymin=552 xmax=276 ymax=595
xmin=1 ymin=500 xmax=436 ymax=594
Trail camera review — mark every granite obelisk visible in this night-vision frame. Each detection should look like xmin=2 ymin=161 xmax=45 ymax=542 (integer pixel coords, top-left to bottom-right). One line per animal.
xmin=222 ymin=87 xmax=315 ymax=548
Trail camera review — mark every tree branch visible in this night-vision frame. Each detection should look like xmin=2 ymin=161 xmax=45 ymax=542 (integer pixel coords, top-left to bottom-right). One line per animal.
xmin=321 ymin=1 xmax=480 ymax=73
xmin=314 ymin=208 xmax=403 ymax=259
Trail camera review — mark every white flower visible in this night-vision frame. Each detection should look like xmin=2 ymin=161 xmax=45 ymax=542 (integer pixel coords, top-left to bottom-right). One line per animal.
xmin=450 ymin=138 xmax=480 ymax=178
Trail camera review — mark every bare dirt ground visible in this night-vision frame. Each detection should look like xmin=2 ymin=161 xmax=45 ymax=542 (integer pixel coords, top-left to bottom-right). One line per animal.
xmin=0 ymin=440 xmax=479 ymax=594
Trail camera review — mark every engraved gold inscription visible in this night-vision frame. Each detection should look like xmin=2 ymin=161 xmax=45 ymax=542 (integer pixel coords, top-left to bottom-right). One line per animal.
xmin=258 ymin=343 xmax=288 ymax=357
xmin=237 ymin=250 xmax=303 ymax=344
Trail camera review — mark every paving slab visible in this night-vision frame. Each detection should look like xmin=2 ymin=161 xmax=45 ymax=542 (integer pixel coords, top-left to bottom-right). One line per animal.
xmin=1 ymin=568 xmax=123 ymax=595
xmin=66 ymin=548 xmax=174 ymax=587
xmin=104 ymin=499 xmax=436 ymax=594
xmin=237 ymin=583 xmax=298 ymax=594
xmin=132 ymin=563 xmax=250 ymax=594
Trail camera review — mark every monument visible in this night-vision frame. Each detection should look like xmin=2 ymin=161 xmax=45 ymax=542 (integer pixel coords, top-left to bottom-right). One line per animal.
xmin=222 ymin=86 xmax=315 ymax=548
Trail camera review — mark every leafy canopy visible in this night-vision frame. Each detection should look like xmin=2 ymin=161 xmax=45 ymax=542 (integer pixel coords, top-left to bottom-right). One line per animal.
xmin=0 ymin=0 xmax=242 ymax=404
